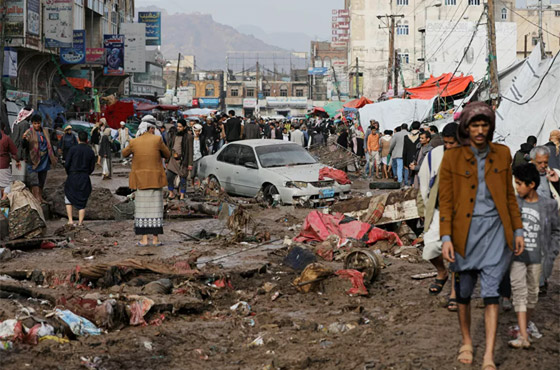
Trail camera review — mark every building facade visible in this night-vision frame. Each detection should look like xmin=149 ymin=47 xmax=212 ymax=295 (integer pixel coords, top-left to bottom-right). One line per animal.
xmin=182 ymin=70 xmax=225 ymax=110
xmin=345 ymin=0 xmax=516 ymax=99
xmin=309 ymin=41 xmax=349 ymax=102
xmin=128 ymin=50 xmax=166 ymax=99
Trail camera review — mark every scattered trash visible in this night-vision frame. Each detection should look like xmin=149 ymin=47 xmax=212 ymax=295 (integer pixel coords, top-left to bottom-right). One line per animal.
xmin=40 ymin=241 xmax=56 ymax=249
xmin=1 ymin=340 xmax=13 ymax=350
xmin=0 ymin=319 xmax=17 ymax=339
xmin=262 ymin=282 xmax=277 ymax=293
xmin=248 ymin=335 xmax=264 ymax=347
xmin=283 ymin=246 xmax=317 ymax=272
xmin=0 ymin=247 xmax=12 ymax=261
xmin=37 ymin=323 xmax=55 ymax=338
xmin=344 ymin=250 xmax=384 ymax=283
xmin=411 ymin=272 xmax=438 ymax=280
xmin=128 ymin=297 xmax=155 ymax=326
xmin=271 ymin=292 xmax=281 ymax=301
xmin=143 ymin=278 xmax=173 ymax=295
xmin=244 ymin=318 xmax=256 ymax=327
xmin=211 ymin=277 xmax=233 ymax=289
xmin=230 ymin=301 xmax=251 ymax=316
xmin=335 ymin=269 xmax=369 ymax=296
xmin=54 ymin=309 xmax=102 ymax=336
xmin=327 ymin=322 xmax=357 ymax=334
xmin=143 ymin=341 xmax=153 ymax=351
xmin=293 ymin=263 xmax=334 ymax=293
xmin=319 ymin=339 xmax=334 ymax=349
xmin=39 ymin=336 xmax=69 ymax=344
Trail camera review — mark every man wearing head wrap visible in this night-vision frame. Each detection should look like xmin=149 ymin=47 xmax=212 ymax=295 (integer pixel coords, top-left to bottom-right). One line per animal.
xmin=59 ymin=125 xmax=78 ymax=162
xmin=98 ymin=128 xmax=113 ymax=179
xmin=165 ymin=119 xmax=193 ymax=200
xmin=122 ymin=120 xmax=170 ymax=246
xmin=118 ymin=121 xmax=130 ymax=162
xmin=10 ymin=106 xmax=33 ymax=176
xmin=438 ymin=102 xmax=524 ymax=369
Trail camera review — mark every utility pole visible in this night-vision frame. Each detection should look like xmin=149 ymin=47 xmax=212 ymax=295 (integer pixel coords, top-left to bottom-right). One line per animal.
xmin=331 ymin=66 xmax=342 ymax=101
xmin=486 ymin=0 xmax=500 ymax=108
xmin=355 ymin=57 xmax=359 ymax=98
xmin=0 ymin=0 xmax=7 ymax=132
xmin=377 ymin=14 xmax=404 ymax=92
xmin=394 ymin=49 xmax=399 ymax=97
xmin=174 ymin=53 xmax=181 ymax=97
xmin=524 ymin=34 xmax=528 ymax=58
xmin=255 ymin=61 xmax=259 ymax=116
xmin=538 ymin=0 xmax=545 ymax=57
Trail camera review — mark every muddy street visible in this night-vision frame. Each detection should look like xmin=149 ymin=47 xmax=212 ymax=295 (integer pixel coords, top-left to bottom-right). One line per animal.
xmin=1 ymin=162 xmax=558 ymax=370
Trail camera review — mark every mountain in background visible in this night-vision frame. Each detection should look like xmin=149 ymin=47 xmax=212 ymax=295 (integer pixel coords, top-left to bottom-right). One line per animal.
xmin=137 ymin=7 xmax=285 ymax=69
xmin=236 ymin=24 xmax=314 ymax=52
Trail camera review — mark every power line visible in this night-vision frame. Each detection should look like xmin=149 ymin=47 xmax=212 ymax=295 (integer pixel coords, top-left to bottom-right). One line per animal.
xmin=425 ymin=3 xmax=473 ymax=63
xmin=498 ymin=0 xmax=560 ymax=40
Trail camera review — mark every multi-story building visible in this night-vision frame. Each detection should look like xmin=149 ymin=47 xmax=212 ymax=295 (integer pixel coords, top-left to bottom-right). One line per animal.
xmin=8 ymin=0 xmax=135 ymax=108
xmin=163 ymin=54 xmax=196 ymax=90
xmin=345 ymin=0 xmax=517 ymax=99
xmin=182 ymin=70 xmax=224 ymax=110
xmin=512 ymin=3 xmax=560 ymax=58
xmin=225 ymin=71 xmax=309 ymax=118
xmin=309 ymin=41 xmax=349 ymax=102
xmin=128 ymin=50 xmax=166 ymax=99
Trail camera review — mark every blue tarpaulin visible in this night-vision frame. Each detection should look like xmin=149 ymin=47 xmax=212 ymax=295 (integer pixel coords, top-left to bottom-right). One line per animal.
xmin=37 ymin=101 xmax=66 ymax=127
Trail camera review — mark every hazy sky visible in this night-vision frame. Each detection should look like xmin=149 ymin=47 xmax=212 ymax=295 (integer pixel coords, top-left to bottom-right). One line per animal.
xmin=137 ymin=0 xmax=343 ymax=38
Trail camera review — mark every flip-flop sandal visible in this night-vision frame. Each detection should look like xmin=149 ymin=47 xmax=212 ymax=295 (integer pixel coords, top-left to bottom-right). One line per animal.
xmin=481 ymin=360 xmax=497 ymax=370
xmin=429 ymin=275 xmax=448 ymax=295
xmin=152 ymin=242 xmax=164 ymax=247
xmin=447 ymin=298 xmax=458 ymax=312
xmin=136 ymin=242 xmax=149 ymax=247
xmin=457 ymin=344 xmax=473 ymax=365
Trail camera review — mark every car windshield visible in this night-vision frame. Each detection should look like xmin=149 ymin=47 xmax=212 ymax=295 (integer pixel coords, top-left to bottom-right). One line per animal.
xmin=256 ymin=144 xmax=317 ymax=168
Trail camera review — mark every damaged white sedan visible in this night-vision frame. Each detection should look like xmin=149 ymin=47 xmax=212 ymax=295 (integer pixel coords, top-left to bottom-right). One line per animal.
xmin=197 ymin=140 xmax=351 ymax=205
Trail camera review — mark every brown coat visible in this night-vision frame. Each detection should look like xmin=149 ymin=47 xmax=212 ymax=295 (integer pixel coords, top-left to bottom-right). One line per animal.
xmin=439 ymin=143 xmax=522 ymax=257
xmin=122 ymin=132 xmax=170 ymax=190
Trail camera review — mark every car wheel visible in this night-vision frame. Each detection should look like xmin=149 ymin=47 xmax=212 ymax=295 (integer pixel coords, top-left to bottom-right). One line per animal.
xmin=263 ymin=184 xmax=280 ymax=205
xmin=208 ymin=175 xmax=221 ymax=190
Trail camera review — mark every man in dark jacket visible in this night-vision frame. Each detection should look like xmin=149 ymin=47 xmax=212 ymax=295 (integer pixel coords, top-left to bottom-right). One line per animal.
xmin=225 ymin=110 xmax=242 ymax=142
xmin=402 ymin=121 xmax=421 ymax=186
xmin=244 ymin=119 xmax=261 ymax=140
xmin=166 ymin=119 xmax=193 ymax=200
xmin=59 ymin=125 xmax=78 ymax=162
xmin=513 ymin=136 xmax=537 ymax=168
xmin=544 ymin=130 xmax=560 ymax=170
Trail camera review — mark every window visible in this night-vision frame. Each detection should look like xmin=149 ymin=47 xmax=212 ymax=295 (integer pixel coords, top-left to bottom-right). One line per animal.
xmin=396 ymin=0 xmax=408 ymax=5
xmin=238 ymin=146 xmax=257 ymax=167
xmin=246 ymin=88 xmax=255 ymax=97
xmin=296 ymin=89 xmax=304 ymax=97
xmin=263 ymin=86 xmax=271 ymax=97
xmin=323 ymin=57 xmax=331 ymax=68
xmin=397 ymin=24 xmax=409 ymax=35
xmin=205 ymin=84 xmax=215 ymax=97
xmin=280 ymin=85 xmax=288 ymax=97
xmin=217 ymin=145 xmax=240 ymax=165
xmin=468 ymin=0 xmax=480 ymax=5
xmin=398 ymin=53 xmax=409 ymax=64
xmin=230 ymin=88 xmax=239 ymax=97
xmin=74 ymin=0 xmax=85 ymax=29
xmin=445 ymin=0 xmax=456 ymax=5
xmin=555 ymin=10 xmax=560 ymax=17
xmin=532 ymin=37 xmax=539 ymax=46
xmin=501 ymin=8 xmax=507 ymax=20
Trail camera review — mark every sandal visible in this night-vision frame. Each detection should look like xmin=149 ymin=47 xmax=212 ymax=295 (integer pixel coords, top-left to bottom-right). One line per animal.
xmin=429 ymin=275 xmax=448 ymax=295
xmin=481 ymin=359 xmax=497 ymax=370
xmin=152 ymin=242 xmax=163 ymax=247
xmin=447 ymin=298 xmax=458 ymax=312
xmin=508 ymin=336 xmax=530 ymax=349
xmin=457 ymin=344 xmax=473 ymax=365
xmin=136 ymin=242 xmax=149 ymax=247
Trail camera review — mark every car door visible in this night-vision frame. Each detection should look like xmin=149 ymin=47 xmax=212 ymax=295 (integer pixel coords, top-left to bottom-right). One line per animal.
xmin=215 ymin=144 xmax=241 ymax=193
xmin=234 ymin=145 xmax=261 ymax=196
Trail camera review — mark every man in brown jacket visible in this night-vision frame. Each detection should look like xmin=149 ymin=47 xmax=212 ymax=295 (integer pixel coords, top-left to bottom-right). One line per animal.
xmin=123 ymin=121 xmax=171 ymax=246
xmin=439 ymin=102 xmax=524 ymax=370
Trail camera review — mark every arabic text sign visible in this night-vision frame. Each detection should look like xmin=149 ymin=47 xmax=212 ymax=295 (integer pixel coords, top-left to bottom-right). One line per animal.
xmin=60 ymin=30 xmax=86 ymax=64
xmin=27 ymin=0 xmax=40 ymax=36
xmin=5 ymin=0 xmax=24 ymax=37
xmin=138 ymin=12 xmax=161 ymax=46
xmin=44 ymin=0 xmax=73 ymax=47
xmin=86 ymin=48 xmax=105 ymax=65
xmin=104 ymin=35 xmax=125 ymax=76
xmin=121 ymin=23 xmax=147 ymax=73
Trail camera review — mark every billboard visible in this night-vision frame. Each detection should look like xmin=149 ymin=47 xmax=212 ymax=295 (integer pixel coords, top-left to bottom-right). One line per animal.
xmin=308 ymin=67 xmax=329 ymax=76
xmin=3 ymin=48 xmax=17 ymax=78
xmin=44 ymin=0 xmax=73 ymax=47
xmin=138 ymin=12 xmax=161 ymax=46
xmin=27 ymin=0 xmax=40 ymax=36
xmin=104 ymin=35 xmax=125 ymax=76
xmin=5 ymin=0 xmax=24 ymax=37
xmin=121 ymin=23 xmax=147 ymax=73
xmin=86 ymin=48 xmax=105 ymax=65
xmin=60 ymin=30 xmax=86 ymax=64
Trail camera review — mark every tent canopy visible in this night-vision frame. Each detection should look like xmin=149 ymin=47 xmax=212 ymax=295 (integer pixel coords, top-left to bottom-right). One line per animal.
xmin=358 ymin=98 xmax=436 ymax=132
xmin=323 ymin=101 xmax=344 ymax=117
xmin=136 ymin=103 xmax=181 ymax=112
xmin=405 ymin=73 xmax=473 ymax=100
xmin=61 ymin=77 xmax=92 ymax=90
xmin=343 ymin=96 xmax=373 ymax=109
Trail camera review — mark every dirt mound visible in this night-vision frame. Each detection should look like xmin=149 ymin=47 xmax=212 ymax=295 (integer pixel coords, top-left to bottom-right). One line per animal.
xmin=44 ymin=187 xmax=119 ymax=220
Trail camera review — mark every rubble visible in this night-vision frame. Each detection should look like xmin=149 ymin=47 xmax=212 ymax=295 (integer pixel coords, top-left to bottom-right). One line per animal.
xmin=44 ymin=187 xmax=120 ymax=220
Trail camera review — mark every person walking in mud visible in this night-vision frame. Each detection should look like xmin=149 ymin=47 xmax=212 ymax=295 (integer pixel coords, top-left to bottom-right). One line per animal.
xmin=64 ymin=131 xmax=96 ymax=226
xmin=122 ymin=121 xmax=170 ymax=246
xmin=439 ymin=102 xmax=524 ymax=370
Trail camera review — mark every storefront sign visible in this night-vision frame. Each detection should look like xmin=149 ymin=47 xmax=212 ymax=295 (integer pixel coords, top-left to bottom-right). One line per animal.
xmin=308 ymin=67 xmax=329 ymax=76
xmin=138 ymin=12 xmax=161 ymax=46
xmin=60 ymin=30 xmax=86 ymax=64
xmin=86 ymin=48 xmax=105 ymax=65
xmin=198 ymin=98 xmax=220 ymax=108
xmin=5 ymin=0 xmax=24 ymax=37
xmin=3 ymin=48 xmax=17 ymax=78
xmin=103 ymin=35 xmax=125 ymax=76
xmin=266 ymin=97 xmax=308 ymax=108
xmin=243 ymin=98 xmax=257 ymax=108
xmin=27 ymin=0 xmax=40 ymax=36
xmin=6 ymin=90 xmax=30 ymax=104
xmin=121 ymin=23 xmax=146 ymax=73
xmin=44 ymin=0 xmax=74 ymax=47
